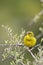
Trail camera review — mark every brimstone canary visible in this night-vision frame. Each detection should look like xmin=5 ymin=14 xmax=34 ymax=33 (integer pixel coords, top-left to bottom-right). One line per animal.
xmin=23 ymin=31 xmax=36 ymax=47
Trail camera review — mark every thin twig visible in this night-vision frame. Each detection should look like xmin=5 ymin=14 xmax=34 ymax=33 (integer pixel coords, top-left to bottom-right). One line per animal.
xmin=30 ymin=43 xmax=41 ymax=51
xmin=25 ymin=47 xmax=38 ymax=62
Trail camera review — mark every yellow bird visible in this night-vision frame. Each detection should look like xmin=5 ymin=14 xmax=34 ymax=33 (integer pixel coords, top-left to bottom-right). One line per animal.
xmin=23 ymin=31 xmax=36 ymax=47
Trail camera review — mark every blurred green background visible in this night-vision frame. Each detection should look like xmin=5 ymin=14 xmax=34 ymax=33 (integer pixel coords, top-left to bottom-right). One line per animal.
xmin=0 ymin=0 xmax=43 ymax=65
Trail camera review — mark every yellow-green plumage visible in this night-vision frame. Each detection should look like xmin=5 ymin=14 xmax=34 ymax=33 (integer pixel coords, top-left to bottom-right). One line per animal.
xmin=23 ymin=32 xmax=36 ymax=47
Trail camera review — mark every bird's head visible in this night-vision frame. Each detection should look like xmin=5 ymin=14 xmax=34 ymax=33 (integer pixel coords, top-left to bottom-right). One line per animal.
xmin=27 ymin=31 xmax=34 ymax=37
